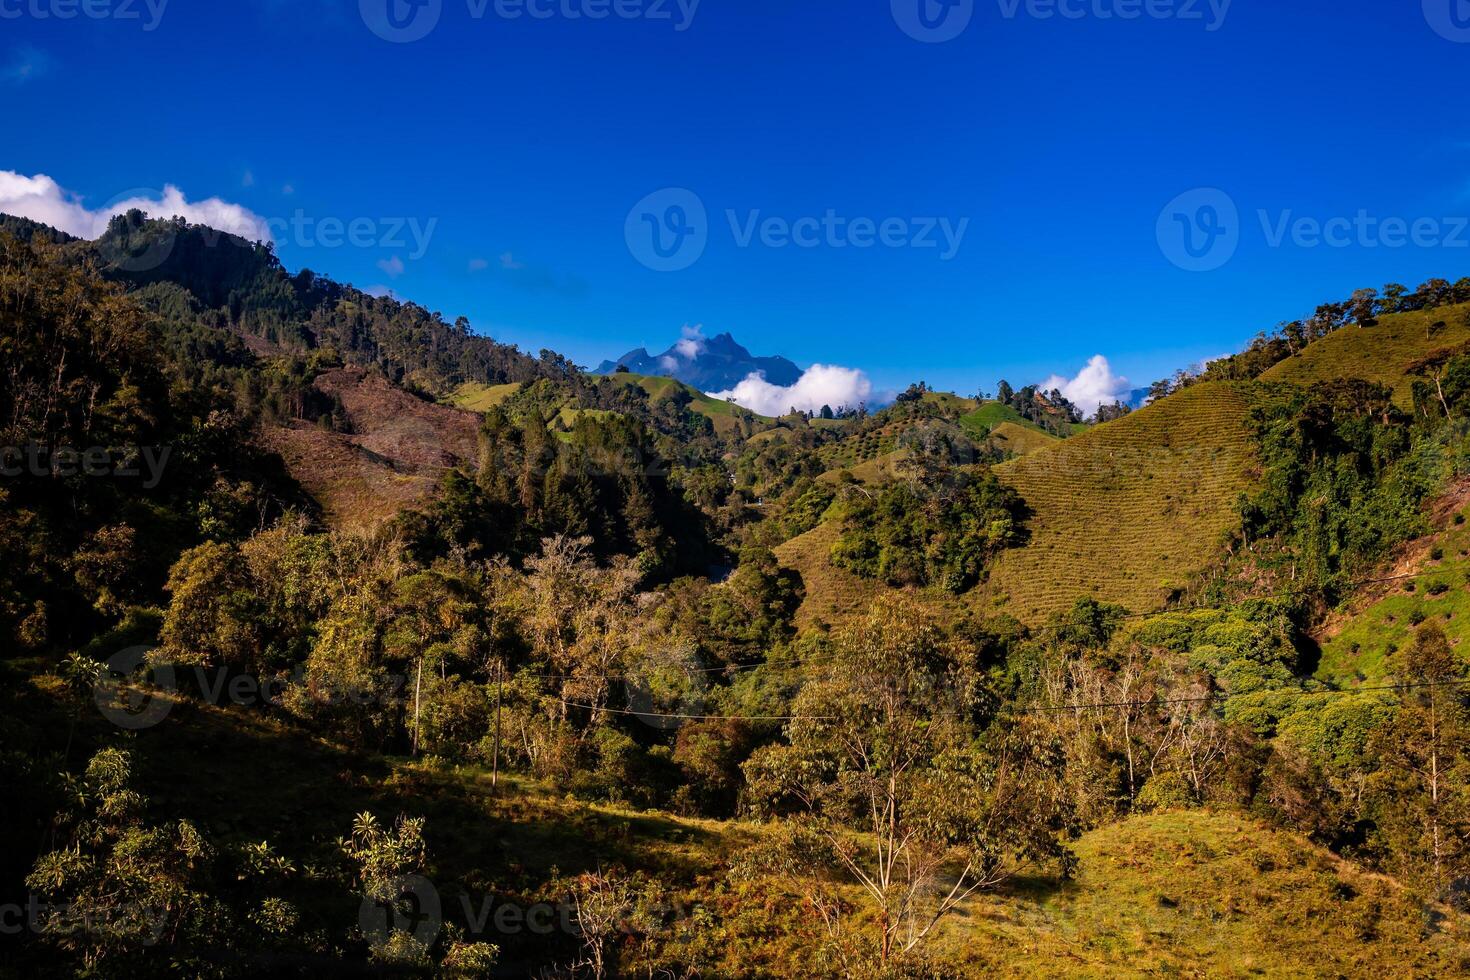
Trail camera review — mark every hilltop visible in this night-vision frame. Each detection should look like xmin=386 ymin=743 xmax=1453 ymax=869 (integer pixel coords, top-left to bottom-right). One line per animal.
xmin=1262 ymin=301 xmax=1470 ymax=407
xmin=981 ymin=382 xmax=1257 ymax=622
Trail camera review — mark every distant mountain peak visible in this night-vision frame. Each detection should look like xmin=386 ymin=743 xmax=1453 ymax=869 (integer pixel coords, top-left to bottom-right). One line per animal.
xmin=595 ymin=328 xmax=801 ymax=392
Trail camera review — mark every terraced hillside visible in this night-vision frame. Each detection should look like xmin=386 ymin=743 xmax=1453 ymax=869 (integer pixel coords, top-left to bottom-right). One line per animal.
xmin=936 ymin=808 xmax=1469 ymax=976
xmin=1262 ymin=302 xmax=1470 ymax=406
xmin=772 ymin=520 xmax=907 ymax=628
xmin=980 ymin=382 xmax=1257 ymax=623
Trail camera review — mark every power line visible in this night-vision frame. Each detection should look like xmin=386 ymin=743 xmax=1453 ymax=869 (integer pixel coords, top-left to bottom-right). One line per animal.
xmin=503 ymin=558 xmax=1469 ymax=685
xmin=531 ymin=678 xmax=1470 ymax=725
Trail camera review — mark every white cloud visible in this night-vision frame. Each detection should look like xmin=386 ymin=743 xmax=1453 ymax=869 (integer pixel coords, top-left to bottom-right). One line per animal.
xmin=673 ymin=323 xmax=706 ymax=361
xmin=499 ymin=251 xmax=524 ymax=270
xmin=1039 ymin=355 xmax=1132 ymax=415
xmin=0 ymin=170 xmax=271 ymax=243
xmin=710 ymin=364 xmax=875 ymax=417
xmin=468 ymin=257 xmax=490 ymax=272
xmin=376 ymin=255 xmax=405 ymax=279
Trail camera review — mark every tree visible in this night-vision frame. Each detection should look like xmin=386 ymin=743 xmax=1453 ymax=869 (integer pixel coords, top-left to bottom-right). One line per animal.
xmin=159 ymin=541 xmax=263 ymax=670
xmin=1365 ymin=624 xmax=1470 ymax=893
xmin=26 ymin=749 xmax=226 ymax=974
xmin=743 ymin=597 xmax=1072 ymax=969
xmin=1406 ymin=343 xmax=1470 ymax=419
xmin=1348 ymin=287 xmax=1379 ymax=327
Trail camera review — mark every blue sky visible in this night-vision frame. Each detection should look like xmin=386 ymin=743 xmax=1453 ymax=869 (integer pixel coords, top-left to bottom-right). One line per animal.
xmin=5 ymin=0 xmax=1470 ymax=404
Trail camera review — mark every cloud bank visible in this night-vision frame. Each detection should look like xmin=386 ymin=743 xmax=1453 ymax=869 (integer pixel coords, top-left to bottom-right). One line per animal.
xmin=1039 ymin=355 xmax=1132 ymax=415
xmin=710 ymin=363 xmax=876 ymax=417
xmin=0 ymin=171 xmax=271 ymax=243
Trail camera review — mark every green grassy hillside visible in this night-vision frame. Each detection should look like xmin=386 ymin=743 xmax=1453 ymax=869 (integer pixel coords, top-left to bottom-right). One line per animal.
xmin=987 ymin=420 xmax=1061 ymax=456
xmin=445 ymin=373 xmax=769 ymax=438
xmin=939 ymin=808 xmax=1468 ymax=977
xmin=1315 ymin=486 xmax=1470 ymax=685
xmin=980 ymin=382 xmax=1257 ymax=623
xmin=445 ymin=380 xmax=523 ymax=412
xmin=1262 ymin=303 xmax=1470 ymax=406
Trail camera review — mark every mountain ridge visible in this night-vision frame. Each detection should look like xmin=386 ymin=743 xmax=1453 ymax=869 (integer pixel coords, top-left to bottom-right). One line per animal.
xmin=595 ymin=329 xmax=803 ymax=392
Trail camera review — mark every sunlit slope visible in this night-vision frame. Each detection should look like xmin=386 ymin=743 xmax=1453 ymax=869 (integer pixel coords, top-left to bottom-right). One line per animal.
xmin=938 ymin=808 xmax=1468 ymax=977
xmin=1315 ymin=484 xmax=1470 ymax=686
xmin=446 ymin=381 xmax=522 ymax=411
xmin=987 ymin=420 xmax=1061 ymax=456
xmin=980 ymin=382 xmax=1257 ymax=623
xmin=1262 ymin=303 xmax=1470 ymax=407
xmin=772 ymin=520 xmax=902 ymax=629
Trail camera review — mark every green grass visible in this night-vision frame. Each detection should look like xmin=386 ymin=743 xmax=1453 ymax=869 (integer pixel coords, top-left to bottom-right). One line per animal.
xmin=987 ymin=420 xmax=1061 ymax=456
xmin=1262 ymin=302 xmax=1470 ymax=407
xmin=14 ymin=663 xmax=1467 ymax=977
xmin=444 ymin=381 xmax=522 ymax=412
xmin=980 ymin=382 xmax=1257 ymax=624
xmin=607 ymin=373 xmax=770 ymax=437
xmin=959 ymin=401 xmax=1047 ymax=438
xmin=1317 ymin=498 xmax=1470 ymax=685
xmin=937 ymin=808 xmax=1469 ymax=977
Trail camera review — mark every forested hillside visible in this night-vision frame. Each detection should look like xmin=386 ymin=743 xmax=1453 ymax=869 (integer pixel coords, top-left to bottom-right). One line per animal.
xmin=3 ymin=215 xmax=1469 ymax=978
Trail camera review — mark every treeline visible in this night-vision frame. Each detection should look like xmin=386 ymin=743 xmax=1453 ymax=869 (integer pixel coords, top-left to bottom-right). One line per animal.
xmin=91 ymin=211 xmax=570 ymax=394
xmin=1154 ymin=274 xmax=1470 ymax=397
xmin=993 ymin=380 xmax=1089 ymax=433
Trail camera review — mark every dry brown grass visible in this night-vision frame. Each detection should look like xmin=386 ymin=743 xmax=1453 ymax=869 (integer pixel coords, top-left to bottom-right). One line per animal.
xmin=259 ymin=367 xmax=480 ymax=531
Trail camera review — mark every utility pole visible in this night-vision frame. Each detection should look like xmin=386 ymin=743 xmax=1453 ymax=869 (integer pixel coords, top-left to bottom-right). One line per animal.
xmin=492 ymin=659 xmax=504 ymax=790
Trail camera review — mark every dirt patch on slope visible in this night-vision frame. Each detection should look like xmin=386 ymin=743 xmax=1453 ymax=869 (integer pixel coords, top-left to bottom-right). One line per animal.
xmin=258 ymin=367 xmax=481 ymax=530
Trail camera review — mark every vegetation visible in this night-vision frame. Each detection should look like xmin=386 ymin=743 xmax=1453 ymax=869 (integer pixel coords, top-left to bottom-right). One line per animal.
xmin=4 ymin=216 xmax=1470 ymax=976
